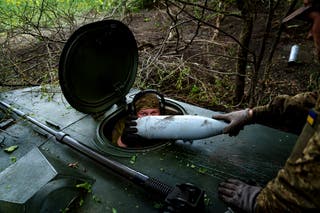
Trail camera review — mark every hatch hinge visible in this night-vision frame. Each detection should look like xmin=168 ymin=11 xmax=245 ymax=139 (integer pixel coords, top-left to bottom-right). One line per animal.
xmin=113 ymin=82 xmax=128 ymax=107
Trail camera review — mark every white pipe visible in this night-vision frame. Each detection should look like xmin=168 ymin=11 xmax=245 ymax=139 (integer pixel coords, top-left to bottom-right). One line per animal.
xmin=135 ymin=115 xmax=228 ymax=140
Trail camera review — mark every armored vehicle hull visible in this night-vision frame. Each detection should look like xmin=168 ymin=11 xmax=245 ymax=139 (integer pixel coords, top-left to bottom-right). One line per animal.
xmin=0 ymin=86 xmax=297 ymax=212
xmin=0 ymin=19 xmax=297 ymax=212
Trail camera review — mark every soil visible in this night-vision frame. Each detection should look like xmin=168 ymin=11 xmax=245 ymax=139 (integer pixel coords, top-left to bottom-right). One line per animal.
xmin=1 ymin=4 xmax=319 ymax=112
xmin=124 ymin=5 xmax=320 ymax=111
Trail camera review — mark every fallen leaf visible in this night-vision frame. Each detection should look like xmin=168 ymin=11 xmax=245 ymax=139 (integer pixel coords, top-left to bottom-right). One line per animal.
xmin=4 ymin=145 xmax=18 ymax=153
xmin=92 ymin=195 xmax=101 ymax=203
xmin=10 ymin=156 xmax=17 ymax=163
xmin=130 ymin=155 xmax=137 ymax=164
xmin=68 ymin=162 xmax=79 ymax=168
xmin=76 ymin=182 xmax=92 ymax=193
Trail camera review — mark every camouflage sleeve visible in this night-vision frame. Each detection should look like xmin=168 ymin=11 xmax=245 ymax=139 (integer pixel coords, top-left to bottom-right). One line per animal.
xmin=252 ymin=92 xmax=318 ymax=134
xmin=255 ymin=127 xmax=320 ymax=212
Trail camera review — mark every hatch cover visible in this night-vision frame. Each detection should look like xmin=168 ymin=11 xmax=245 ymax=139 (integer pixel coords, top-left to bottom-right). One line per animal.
xmin=59 ymin=20 xmax=138 ymax=113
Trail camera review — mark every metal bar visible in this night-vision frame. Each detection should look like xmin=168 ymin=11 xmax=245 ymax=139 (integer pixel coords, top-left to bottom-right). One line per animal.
xmin=0 ymin=100 xmax=172 ymax=197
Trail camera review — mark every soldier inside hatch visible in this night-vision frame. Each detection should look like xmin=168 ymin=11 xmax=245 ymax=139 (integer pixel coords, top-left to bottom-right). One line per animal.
xmin=111 ymin=90 xmax=164 ymax=148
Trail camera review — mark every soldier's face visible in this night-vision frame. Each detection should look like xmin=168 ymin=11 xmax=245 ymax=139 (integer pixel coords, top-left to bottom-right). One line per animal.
xmin=137 ymin=108 xmax=160 ymax=118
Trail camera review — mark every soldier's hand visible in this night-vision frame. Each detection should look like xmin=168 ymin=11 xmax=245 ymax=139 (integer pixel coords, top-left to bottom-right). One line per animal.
xmin=212 ymin=109 xmax=253 ymax=136
xmin=218 ymin=179 xmax=261 ymax=213
xmin=121 ymin=115 xmax=140 ymax=147
xmin=121 ymin=115 xmax=152 ymax=147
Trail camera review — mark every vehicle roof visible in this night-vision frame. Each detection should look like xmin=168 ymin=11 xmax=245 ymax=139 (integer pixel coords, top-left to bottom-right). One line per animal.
xmin=0 ymin=86 xmax=297 ymax=212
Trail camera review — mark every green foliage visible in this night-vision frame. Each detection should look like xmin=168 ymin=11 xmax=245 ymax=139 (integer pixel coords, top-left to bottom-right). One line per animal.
xmin=127 ymin=0 xmax=158 ymax=11
xmin=60 ymin=207 xmax=70 ymax=213
xmin=10 ymin=156 xmax=17 ymax=163
xmin=0 ymin=0 xmax=105 ymax=30
xmin=0 ymin=0 xmax=157 ymax=31
xmin=92 ymin=195 xmax=101 ymax=203
xmin=224 ymin=0 xmax=237 ymax=4
xmin=4 ymin=145 xmax=19 ymax=153
xmin=190 ymin=84 xmax=200 ymax=94
xmin=130 ymin=155 xmax=137 ymax=164
xmin=0 ymin=0 xmax=131 ymax=89
xmin=176 ymin=67 xmax=190 ymax=90
xmin=76 ymin=182 xmax=92 ymax=193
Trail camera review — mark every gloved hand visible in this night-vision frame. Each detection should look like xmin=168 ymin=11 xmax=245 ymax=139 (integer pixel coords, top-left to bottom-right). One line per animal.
xmin=121 ymin=115 xmax=139 ymax=147
xmin=218 ymin=179 xmax=262 ymax=213
xmin=212 ymin=109 xmax=253 ymax=136
xmin=121 ymin=115 xmax=150 ymax=147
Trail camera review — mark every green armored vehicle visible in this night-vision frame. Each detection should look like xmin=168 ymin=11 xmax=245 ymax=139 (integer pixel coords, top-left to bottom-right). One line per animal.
xmin=0 ymin=20 xmax=297 ymax=213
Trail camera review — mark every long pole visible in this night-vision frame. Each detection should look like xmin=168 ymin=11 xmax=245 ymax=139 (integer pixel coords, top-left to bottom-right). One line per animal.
xmin=0 ymin=101 xmax=172 ymax=197
xmin=0 ymin=100 xmax=205 ymax=211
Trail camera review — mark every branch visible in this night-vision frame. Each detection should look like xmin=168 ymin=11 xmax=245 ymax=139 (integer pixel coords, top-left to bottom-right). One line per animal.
xmin=174 ymin=0 xmax=242 ymax=19
xmin=179 ymin=0 xmax=208 ymax=52
xmin=167 ymin=0 xmax=255 ymax=57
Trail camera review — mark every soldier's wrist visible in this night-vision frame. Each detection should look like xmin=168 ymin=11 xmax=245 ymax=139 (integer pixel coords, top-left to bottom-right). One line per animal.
xmin=249 ymin=105 xmax=268 ymax=124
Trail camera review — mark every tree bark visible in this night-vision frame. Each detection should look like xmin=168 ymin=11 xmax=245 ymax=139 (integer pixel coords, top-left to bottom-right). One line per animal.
xmin=234 ymin=1 xmax=253 ymax=103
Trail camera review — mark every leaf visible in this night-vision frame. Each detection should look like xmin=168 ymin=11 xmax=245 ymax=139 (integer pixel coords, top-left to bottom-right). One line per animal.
xmin=68 ymin=162 xmax=79 ymax=168
xmin=79 ymin=199 xmax=84 ymax=207
xmin=76 ymin=182 xmax=92 ymax=193
xmin=4 ymin=145 xmax=18 ymax=153
xmin=153 ymin=202 xmax=163 ymax=209
xmin=112 ymin=208 xmax=117 ymax=213
xmin=60 ymin=207 xmax=69 ymax=213
xmin=92 ymin=195 xmax=101 ymax=203
xmin=130 ymin=155 xmax=137 ymax=164
xmin=10 ymin=156 xmax=17 ymax=163
xmin=198 ymin=167 xmax=207 ymax=174
xmin=191 ymin=84 xmax=200 ymax=94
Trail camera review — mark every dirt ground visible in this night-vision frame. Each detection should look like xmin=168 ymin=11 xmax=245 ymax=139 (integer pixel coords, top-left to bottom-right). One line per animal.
xmin=1 ymin=5 xmax=319 ymax=111
xmin=124 ymin=7 xmax=320 ymax=110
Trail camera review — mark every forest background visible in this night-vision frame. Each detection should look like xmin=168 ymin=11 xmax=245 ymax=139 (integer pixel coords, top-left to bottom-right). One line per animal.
xmin=0 ymin=0 xmax=319 ymax=112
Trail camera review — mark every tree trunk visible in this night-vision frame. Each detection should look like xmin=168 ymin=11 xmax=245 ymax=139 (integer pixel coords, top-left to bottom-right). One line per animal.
xmin=249 ymin=0 xmax=274 ymax=106
xmin=234 ymin=4 xmax=253 ymax=103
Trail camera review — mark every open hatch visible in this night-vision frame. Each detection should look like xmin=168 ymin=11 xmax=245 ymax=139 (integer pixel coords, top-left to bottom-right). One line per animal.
xmin=58 ymin=20 xmax=188 ymax=155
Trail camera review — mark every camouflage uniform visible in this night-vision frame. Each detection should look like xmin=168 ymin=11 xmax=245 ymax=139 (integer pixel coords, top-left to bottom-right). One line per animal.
xmin=251 ymin=91 xmax=320 ymax=212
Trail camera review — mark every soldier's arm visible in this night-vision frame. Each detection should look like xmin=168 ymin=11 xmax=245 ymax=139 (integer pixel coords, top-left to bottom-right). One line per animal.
xmin=254 ymin=125 xmax=320 ymax=212
xmin=252 ymin=91 xmax=318 ymax=134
